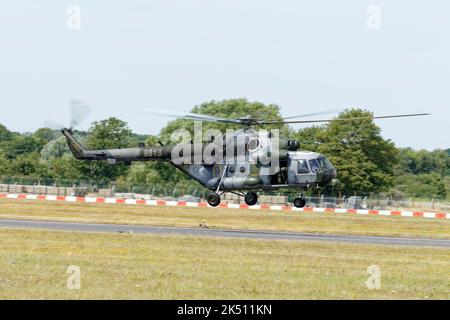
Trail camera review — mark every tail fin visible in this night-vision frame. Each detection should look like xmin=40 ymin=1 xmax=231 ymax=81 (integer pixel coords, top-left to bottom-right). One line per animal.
xmin=61 ymin=128 xmax=87 ymax=159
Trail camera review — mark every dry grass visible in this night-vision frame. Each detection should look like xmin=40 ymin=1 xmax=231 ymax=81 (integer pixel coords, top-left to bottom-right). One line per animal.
xmin=0 ymin=198 xmax=449 ymax=239
xmin=0 ymin=228 xmax=448 ymax=300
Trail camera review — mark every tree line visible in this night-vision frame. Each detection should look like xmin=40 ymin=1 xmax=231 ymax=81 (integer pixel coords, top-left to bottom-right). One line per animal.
xmin=0 ymin=99 xmax=449 ymax=199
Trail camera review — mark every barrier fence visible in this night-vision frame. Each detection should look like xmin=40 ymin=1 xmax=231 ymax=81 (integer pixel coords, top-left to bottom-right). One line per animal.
xmin=1 ymin=178 xmax=449 ymax=212
xmin=1 ymin=192 xmax=448 ymax=220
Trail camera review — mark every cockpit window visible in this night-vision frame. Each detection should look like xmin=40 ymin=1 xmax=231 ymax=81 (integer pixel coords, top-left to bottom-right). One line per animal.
xmin=309 ymin=159 xmax=320 ymax=173
xmin=324 ymin=157 xmax=333 ymax=169
xmin=297 ymin=159 xmax=310 ymax=174
xmin=317 ymin=157 xmax=328 ymax=170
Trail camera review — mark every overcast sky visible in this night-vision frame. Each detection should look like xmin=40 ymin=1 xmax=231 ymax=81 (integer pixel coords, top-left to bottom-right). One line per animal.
xmin=0 ymin=1 xmax=448 ymax=150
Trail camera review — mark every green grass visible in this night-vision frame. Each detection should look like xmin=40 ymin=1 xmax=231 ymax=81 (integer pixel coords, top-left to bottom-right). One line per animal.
xmin=0 ymin=228 xmax=448 ymax=300
xmin=0 ymin=198 xmax=449 ymax=239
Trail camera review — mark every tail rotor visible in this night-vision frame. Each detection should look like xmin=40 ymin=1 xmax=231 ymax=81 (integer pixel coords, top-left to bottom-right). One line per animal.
xmin=44 ymin=98 xmax=92 ymax=130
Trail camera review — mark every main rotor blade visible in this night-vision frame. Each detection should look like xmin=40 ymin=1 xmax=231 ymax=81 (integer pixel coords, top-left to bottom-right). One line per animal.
xmin=258 ymin=113 xmax=431 ymax=125
xmin=280 ymin=109 xmax=341 ymax=120
xmin=136 ymin=108 xmax=238 ymax=124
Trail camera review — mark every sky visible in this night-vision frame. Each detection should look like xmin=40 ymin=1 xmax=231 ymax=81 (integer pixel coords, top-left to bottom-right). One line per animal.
xmin=0 ymin=1 xmax=448 ymax=150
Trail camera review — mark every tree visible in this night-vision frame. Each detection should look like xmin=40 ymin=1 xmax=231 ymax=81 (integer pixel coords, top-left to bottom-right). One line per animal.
xmin=0 ymin=124 xmax=13 ymax=142
xmin=40 ymin=136 xmax=71 ymax=161
xmin=86 ymin=117 xmax=132 ymax=149
xmin=3 ymin=135 xmax=44 ymax=159
xmin=293 ymin=126 xmax=324 ymax=152
xmin=48 ymin=154 xmax=81 ymax=181
xmin=395 ymin=148 xmax=419 ymax=175
xmin=393 ymin=173 xmax=447 ymax=199
xmin=74 ymin=117 xmax=133 ymax=183
xmin=33 ymin=128 xmax=60 ymax=145
xmin=315 ymin=109 xmax=398 ymax=195
xmin=0 ymin=149 xmax=10 ymax=175
xmin=159 ymin=98 xmax=292 ymax=143
xmin=396 ymin=148 xmax=450 ymax=176
xmin=9 ymin=152 xmax=48 ymax=177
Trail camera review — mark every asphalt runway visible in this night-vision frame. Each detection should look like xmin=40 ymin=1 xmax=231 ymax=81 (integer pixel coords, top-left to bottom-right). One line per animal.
xmin=0 ymin=219 xmax=449 ymax=247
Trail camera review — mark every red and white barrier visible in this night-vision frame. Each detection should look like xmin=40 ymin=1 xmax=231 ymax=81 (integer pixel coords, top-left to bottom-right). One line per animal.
xmin=1 ymin=193 xmax=449 ymax=219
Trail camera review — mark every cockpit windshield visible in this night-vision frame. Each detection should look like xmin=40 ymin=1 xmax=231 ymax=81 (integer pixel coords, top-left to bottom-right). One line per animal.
xmin=324 ymin=157 xmax=333 ymax=169
xmin=309 ymin=159 xmax=320 ymax=173
xmin=317 ymin=157 xmax=329 ymax=170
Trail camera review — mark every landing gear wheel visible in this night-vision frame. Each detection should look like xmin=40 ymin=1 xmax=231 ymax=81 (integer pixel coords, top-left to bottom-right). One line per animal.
xmin=206 ymin=193 xmax=221 ymax=207
xmin=293 ymin=197 xmax=306 ymax=208
xmin=244 ymin=192 xmax=258 ymax=206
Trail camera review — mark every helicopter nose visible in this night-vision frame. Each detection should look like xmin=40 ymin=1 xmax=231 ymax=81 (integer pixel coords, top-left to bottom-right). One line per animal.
xmin=321 ymin=169 xmax=337 ymax=184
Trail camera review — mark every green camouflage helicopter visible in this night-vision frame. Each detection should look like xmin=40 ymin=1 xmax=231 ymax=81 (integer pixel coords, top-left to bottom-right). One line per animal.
xmin=60 ymin=99 xmax=429 ymax=208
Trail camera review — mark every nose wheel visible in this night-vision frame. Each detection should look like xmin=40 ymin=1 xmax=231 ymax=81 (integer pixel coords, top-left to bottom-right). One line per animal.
xmin=293 ymin=194 xmax=306 ymax=208
xmin=206 ymin=193 xmax=221 ymax=207
xmin=244 ymin=192 xmax=258 ymax=206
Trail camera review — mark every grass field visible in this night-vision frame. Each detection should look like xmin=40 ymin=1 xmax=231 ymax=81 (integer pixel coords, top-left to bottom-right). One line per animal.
xmin=0 ymin=198 xmax=449 ymax=239
xmin=0 ymin=228 xmax=449 ymax=299
xmin=0 ymin=198 xmax=448 ymax=299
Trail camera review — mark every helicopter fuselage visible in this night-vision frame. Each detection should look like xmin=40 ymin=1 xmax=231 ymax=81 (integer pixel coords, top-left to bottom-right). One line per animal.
xmin=62 ymin=128 xmax=337 ymax=207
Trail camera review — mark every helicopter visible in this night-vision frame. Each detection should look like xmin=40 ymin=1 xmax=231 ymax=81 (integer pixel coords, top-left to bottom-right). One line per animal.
xmin=60 ymin=101 xmax=429 ymax=208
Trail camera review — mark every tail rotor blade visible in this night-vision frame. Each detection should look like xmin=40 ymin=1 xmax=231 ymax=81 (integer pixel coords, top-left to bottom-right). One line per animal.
xmin=70 ymin=98 xmax=92 ymax=128
xmin=43 ymin=119 xmax=64 ymax=130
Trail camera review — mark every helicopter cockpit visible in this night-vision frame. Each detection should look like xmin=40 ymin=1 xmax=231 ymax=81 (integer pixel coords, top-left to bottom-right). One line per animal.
xmin=288 ymin=151 xmax=337 ymax=187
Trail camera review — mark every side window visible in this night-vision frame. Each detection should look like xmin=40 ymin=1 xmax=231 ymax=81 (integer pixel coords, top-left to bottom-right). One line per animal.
xmin=213 ymin=165 xmax=222 ymax=177
xmin=309 ymin=159 xmax=320 ymax=173
xmin=297 ymin=159 xmax=310 ymax=174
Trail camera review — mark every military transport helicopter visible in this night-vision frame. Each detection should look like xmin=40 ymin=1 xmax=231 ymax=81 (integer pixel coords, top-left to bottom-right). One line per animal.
xmin=59 ymin=100 xmax=429 ymax=208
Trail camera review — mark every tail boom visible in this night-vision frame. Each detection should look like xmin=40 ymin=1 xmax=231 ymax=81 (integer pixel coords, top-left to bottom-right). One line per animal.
xmin=61 ymin=128 xmax=171 ymax=164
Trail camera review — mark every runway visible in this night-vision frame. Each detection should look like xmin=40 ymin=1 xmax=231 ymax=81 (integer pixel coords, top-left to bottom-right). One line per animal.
xmin=0 ymin=219 xmax=449 ymax=247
